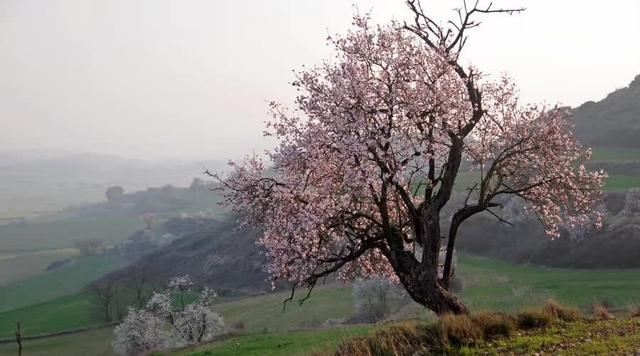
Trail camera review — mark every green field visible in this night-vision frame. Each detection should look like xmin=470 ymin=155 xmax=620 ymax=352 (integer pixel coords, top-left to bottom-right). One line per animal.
xmin=0 ymin=326 xmax=115 ymax=356
xmin=0 ymin=217 xmax=144 ymax=253
xmin=0 ymin=294 xmax=106 ymax=339
xmin=452 ymin=147 xmax=640 ymax=193
xmin=181 ymin=318 xmax=640 ymax=356
xmin=603 ymin=175 xmax=640 ymax=192
xmin=3 ymin=255 xmax=640 ymax=344
xmin=215 ymin=284 xmax=355 ymax=333
xmin=463 ymin=318 xmax=640 ymax=355
xmin=456 ymin=256 xmax=640 ymax=312
xmin=0 ymin=284 xmax=354 ymax=340
xmin=176 ymin=326 xmax=372 ymax=356
xmin=591 ymin=147 xmax=640 ymax=162
xmin=0 ymin=254 xmax=121 ymax=312
xmin=450 ymin=172 xmax=640 ymax=194
xmin=0 ymin=248 xmax=80 ymax=286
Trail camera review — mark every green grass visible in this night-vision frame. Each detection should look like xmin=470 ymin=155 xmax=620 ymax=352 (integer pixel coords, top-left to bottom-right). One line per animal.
xmin=0 ymin=326 xmax=115 ymax=356
xmin=180 ymin=316 xmax=640 ymax=356
xmin=591 ymin=147 xmax=640 ymax=162
xmin=0 ymin=284 xmax=355 ymax=341
xmin=185 ymin=256 xmax=640 ymax=355
xmin=0 ymin=255 xmax=121 ymax=312
xmin=0 ymin=293 xmax=106 ymax=339
xmin=603 ymin=174 xmax=640 ymax=191
xmin=462 ymin=318 xmax=640 ymax=355
xmin=5 ymin=255 xmax=640 ymax=344
xmin=0 ymin=248 xmax=80 ymax=286
xmin=457 ymin=255 xmax=640 ymax=312
xmin=454 ymin=172 xmax=640 ymax=193
xmin=215 ymin=284 xmax=356 ymax=333
xmin=173 ymin=326 xmax=372 ymax=356
xmin=444 ymin=146 xmax=640 ymax=194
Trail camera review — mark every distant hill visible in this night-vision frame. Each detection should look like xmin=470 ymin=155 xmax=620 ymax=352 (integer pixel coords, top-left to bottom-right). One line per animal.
xmin=456 ymin=191 xmax=640 ymax=268
xmin=573 ymin=74 xmax=640 ymax=149
xmin=0 ymin=150 xmax=225 ymax=186
xmin=96 ymin=217 xmax=272 ymax=296
xmin=0 ymin=150 xmax=225 ymax=217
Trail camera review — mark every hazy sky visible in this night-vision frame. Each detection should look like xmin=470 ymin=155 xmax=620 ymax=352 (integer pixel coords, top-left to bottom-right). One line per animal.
xmin=1 ymin=0 xmax=638 ymax=161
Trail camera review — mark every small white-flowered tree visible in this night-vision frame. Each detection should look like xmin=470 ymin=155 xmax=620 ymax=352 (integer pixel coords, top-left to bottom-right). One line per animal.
xmin=113 ymin=275 xmax=224 ymax=355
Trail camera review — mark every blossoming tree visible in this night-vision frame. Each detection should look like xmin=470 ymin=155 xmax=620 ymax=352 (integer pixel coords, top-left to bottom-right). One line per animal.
xmin=113 ymin=275 xmax=223 ymax=355
xmin=214 ymin=1 xmax=606 ymax=315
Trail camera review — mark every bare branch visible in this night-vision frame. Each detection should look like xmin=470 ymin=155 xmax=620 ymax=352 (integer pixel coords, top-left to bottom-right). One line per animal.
xmin=282 ymin=284 xmax=296 ymax=311
xmin=486 ymin=208 xmax=514 ymax=226
xmin=403 ymin=0 xmax=525 ymax=54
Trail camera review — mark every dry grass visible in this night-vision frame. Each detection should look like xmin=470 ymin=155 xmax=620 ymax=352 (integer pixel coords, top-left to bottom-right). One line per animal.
xmin=516 ymin=308 xmax=554 ymax=329
xmin=334 ymin=322 xmax=443 ymax=356
xmin=336 ymin=312 xmax=514 ymax=355
xmin=471 ymin=312 xmax=516 ymax=339
xmin=440 ymin=313 xmax=483 ymax=346
xmin=336 ymin=302 xmax=590 ymax=356
xmin=592 ymin=303 xmax=614 ymax=320
xmin=628 ymin=304 xmax=640 ymax=318
xmin=543 ymin=299 xmax=583 ymax=322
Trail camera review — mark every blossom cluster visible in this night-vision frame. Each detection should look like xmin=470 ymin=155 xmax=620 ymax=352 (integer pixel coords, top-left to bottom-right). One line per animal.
xmin=215 ymin=16 xmax=604 ymax=288
xmin=113 ymin=275 xmax=223 ymax=355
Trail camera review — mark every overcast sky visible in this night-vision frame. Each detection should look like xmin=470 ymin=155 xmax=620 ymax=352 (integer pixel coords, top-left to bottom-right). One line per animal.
xmin=1 ymin=0 xmax=638 ymax=161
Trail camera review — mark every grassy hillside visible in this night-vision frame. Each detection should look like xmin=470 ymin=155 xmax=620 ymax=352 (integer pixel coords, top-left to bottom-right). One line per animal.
xmin=3 ymin=255 xmax=640 ymax=340
xmin=573 ymin=75 xmax=640 ymax=149
xmin=0 ymin=248 xmax=80 ymax=286
xmin=177 ymin=318 xmax=640 ymax=356
xmin=0 ymin=254 xmax=121 ymax=312
xmin=0 ymin=285 xmax=353 ymax=339
xmin=604 ymin=175 xmax=640 ymax=191
xmin=0 ymin=327 xmax=115 ymax=356
xmin=463 ymin=318 xmax=640 ymax=355
xmin=591 ymin=147 xmax=640 ymax=163
xmin=175 ymin=327 xmax=372 ymax=356
xmin=0 ymin=294 xmax=105 ymax=339
xmin=456 ymin=256 xmax=640 ymax=312
xmin=215 ymin=285 xmax=355 ymax=333
xmin=450 ymin=146 xmax=640 ymax=194
xmin=6 ymin=314 xmax=640 ymax=356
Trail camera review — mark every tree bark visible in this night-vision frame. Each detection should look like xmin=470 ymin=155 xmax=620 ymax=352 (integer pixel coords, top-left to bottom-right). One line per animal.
xmin=400 ymin=270 xmax=469 ymax=315
xmin=382 ymin=233 xmax=469 ymax=316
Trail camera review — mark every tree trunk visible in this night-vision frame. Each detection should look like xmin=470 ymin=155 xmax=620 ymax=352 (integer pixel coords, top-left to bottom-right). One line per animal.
xmin=15 ymin=322 xmax=23 ymax=356
xmin=424 ymin=284 xmax=469 ymax=315
xmin=383 ymin=243 xmax=469 ymax=316
xmin=403 ymin=276 xmax=469 ymax=315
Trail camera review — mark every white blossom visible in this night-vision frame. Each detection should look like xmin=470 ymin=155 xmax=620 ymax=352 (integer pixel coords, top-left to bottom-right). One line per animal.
xmin=113 ymin=275 xmax=224 ymax=355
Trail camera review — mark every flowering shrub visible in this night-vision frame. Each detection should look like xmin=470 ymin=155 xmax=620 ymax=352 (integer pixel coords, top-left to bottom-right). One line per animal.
xmin=113 ymin=275 xmax=224 ymax=355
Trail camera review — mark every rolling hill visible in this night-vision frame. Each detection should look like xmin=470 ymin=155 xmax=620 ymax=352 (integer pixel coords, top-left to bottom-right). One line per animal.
xmin=96 ymin=217 xmax=272 ymax=296
xmin=574 ymin=74 xmax=640 ymax=149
